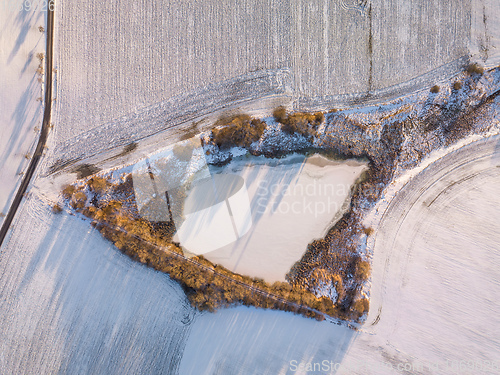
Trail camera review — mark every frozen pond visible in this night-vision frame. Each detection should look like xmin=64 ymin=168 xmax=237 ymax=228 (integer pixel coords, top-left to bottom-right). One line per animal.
xmin=175 ymin=154 xmax=367 ymax=282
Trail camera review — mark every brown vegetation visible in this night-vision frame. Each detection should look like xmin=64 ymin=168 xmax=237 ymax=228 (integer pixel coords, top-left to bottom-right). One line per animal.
xmin=352 ymin=297 xmax=369 ymax=316
xmin=273 ymin=106 xmax=324 ymax=137
xmin=354 ymin=259 xmax=371 ymax=282
xmin=453 ymin=81 xmax=462 ymax=90
xmin=70 ymin=191 xmax=87 ymax=210
xmin=363 ymin=227 xmax=374 ymax=236
xmin=211 ymin=114 xmax=267 ymax=149
xmin=88 ymin=176 xmax=109 ymax=194
xmin=467 ymin=63 xmax=484 ymax=75
xmin=430 ymin=85 xmax=440 ymax=94
xmin=62 ymin=185 xmax=76 ymax=200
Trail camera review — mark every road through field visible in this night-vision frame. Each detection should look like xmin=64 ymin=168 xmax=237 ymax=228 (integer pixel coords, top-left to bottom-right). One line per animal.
xmin=0 ymin=8 xmax=54 ymax=248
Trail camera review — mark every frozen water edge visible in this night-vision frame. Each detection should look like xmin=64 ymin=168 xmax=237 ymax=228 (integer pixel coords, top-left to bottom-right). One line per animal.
xmin=187 ymin=153 xmax=367 ymax=282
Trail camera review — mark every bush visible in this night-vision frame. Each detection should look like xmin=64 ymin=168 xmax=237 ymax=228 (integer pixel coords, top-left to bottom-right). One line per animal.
xmin=212 ymin=114 xmax=266 ymax=149
xmin=355 ymin=260 xmax=371 ymax=282
xmin=430 ymin=85 xmax=440 ymax=94
xmin=70 ymin=191 xmax=87 ymax=209
xmin=62 ymin=185 xmax=76 ymax=200
xmin=352 ymin=297 xmax=369 ymax=315
xmin=272 ymin=106 xmax=287 ymax=123
xmin=88 ymin=176 xmax=109 ymax=194
xmin=274 ymin=107 xmax=324 ymax=137
xmin=331 ymin=274 xmax=345 ymax=302
xmin=363 ymin=227 xmax=374 ymax=236
xmin=467 ymin=63 xmax=484 ymax=75
xmin=453 ymin=81 xmax=462 ymax=90
xmin=52 ymin=204 xmax=62 ymax=214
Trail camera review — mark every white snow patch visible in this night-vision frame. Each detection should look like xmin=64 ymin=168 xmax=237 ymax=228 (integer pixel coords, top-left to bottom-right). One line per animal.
xmin=189 ymin=153 xmax=367 ymax=282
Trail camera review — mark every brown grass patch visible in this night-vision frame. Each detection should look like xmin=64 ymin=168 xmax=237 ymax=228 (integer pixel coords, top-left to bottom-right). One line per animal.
xmin=467 ymin=63 xmax=484 ymax=75
xmin=273 ymin=106 xmax=324 ymax=137
xmin=212 ymin=114 xmax=266 ymax=149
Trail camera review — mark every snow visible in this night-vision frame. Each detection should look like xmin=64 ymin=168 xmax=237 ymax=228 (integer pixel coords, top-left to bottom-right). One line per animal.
xmin=471 ymin=0 xmax=500 ymax=68
xmin=179 ymin=306 xmax=356 ymax=375
xmin=190 ymin=153 xmax=367 ymax=282
xmin=355 ymin=134 xmax=500 ymax=374
xmin=0 ymin=195 xmax=193 ymax=374
xmin=0 ymin=6 xmax=45 ymax=224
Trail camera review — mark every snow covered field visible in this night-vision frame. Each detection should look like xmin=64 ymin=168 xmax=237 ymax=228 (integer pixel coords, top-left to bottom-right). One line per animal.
xmin=471 ymin=0 xmax=500 ymax=68
xmin=0 ymin=195 xmax=193 ymax=374
xmin=49 ymin=0 xmax=474 ymax=164
xmin=0 ymin=6 xmax=45 ymax=225
xmin=196 ymin=154 xmax=366 ymax=281
xmin=358 ymin=135 xmax=500 ymax=373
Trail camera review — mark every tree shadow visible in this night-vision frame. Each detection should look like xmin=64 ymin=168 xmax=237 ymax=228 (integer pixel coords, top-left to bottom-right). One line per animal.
xmin=7 ymin=9 xmax=44 ymax=64
xmin=0 ymin=74 xmax=40 ymax=168
xmin=13 ymin=209 xmax=194 ymax=374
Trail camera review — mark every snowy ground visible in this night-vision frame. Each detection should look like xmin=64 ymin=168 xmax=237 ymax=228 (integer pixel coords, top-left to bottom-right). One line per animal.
xmin=0 ymin=194 xmax=193 ymax=374
xmin=0 ymin=6 xmax=45 ymax=225
xmin=471 ymin=0 xmax=500 ymax=68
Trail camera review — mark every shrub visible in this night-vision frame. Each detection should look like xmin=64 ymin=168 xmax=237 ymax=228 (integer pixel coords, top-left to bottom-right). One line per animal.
xmin=453 ymin=81 xmax=462 ymax=90
xmin=310 ymin=268 xmax=345 ymax=303
xmin=275 ymin=108 xmax=324 ymax=138
xmin=52 ymin=204 xmax=62 ymax=214
xmin=331 ymin=273 xmax=345 ymax=302
xmin=363 ymin=227 xmax=374 ymax=236
xmin=355 ymin=260 xmax=371 ymax=282
xmin=88 ymin=176 xmax=108 ymax=194
xmin=430 ymin=85 xmax=440 ymax=94
xmin=212 ymin=114 xmax=266 ymax=149
xmin=272 ymin=106 xmax=287 ymax=123
xmin=62 ymin=185 xmax=76 ymax=200
xmin=467 ymin=63 xmax=484 ymax=75
xmin=352 ymin=297 xmax=369 ymax=315
xmin=70 ymin=191 xmax=87 ymax=209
